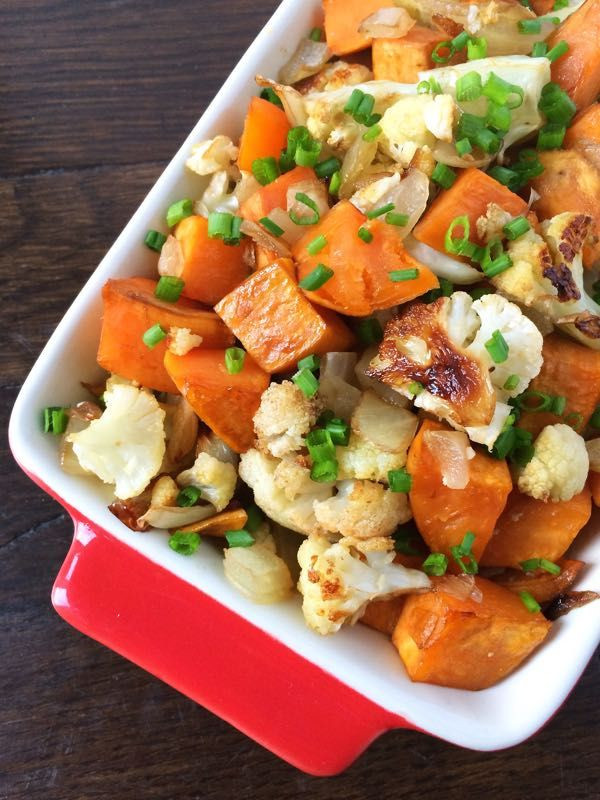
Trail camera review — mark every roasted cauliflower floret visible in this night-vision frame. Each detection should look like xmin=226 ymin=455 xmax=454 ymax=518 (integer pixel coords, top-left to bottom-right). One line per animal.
xmin=313 ymin=479 xmax=411 ymax=539
xmin=254 ymin=380 xmax=320 ymax=458
xmin=336 ymin=432 xmax=406 ymax=483
xmin=239 ymin=448 xmax=333 ymax=535
xmin=367 ymin=291 xmax=543 ymax=449
xmin=297 ymin=534 xmax=430 ymax=635
xmin=68 ymin=382 xmax=165 ymax=500
xmin=185 ymin=135 xmax=238 ymax=176
xmin=167 ymin=327 xmax=203 ymax=356
xmin=517 ymin=424 xmax=589 ymax=502
xmin=298 ymin=61 xmax=372 ymax=94
xmin=177 ymin=452 xmax=237 ymax=512
xmin=494 ymin=212 xmax=600 ymax=350
xmin=380 ymin=95 xmax=450 ymax=167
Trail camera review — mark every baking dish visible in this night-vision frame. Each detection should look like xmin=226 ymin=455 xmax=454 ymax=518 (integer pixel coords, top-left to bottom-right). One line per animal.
xmin=8 ymin=0 xmax=600 ymax=776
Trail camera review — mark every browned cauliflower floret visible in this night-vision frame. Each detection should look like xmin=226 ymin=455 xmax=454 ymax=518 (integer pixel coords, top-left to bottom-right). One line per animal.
xmin=313 ymin=479 xmax=411 ymax=539
xmin=254 ymin=381 xmax=320 ymax=458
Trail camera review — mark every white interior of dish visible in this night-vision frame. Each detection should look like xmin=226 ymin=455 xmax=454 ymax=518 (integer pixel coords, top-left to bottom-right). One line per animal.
xmin=9 ymin=0 xmax=600 ymax=751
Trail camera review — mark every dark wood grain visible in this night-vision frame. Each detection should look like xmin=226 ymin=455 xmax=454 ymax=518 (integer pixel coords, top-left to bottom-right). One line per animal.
xmin=2 ymin=2 xmax=598 ymax=798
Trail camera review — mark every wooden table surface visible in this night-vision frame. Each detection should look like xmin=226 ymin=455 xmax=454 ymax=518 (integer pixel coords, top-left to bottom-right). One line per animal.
xmin=2 ymin=1 xmax=599 ymax=797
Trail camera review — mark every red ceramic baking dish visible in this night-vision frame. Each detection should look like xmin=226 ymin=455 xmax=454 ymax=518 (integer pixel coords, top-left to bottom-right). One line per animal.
xmin=9 ymin=0 xmax=600 ymax=776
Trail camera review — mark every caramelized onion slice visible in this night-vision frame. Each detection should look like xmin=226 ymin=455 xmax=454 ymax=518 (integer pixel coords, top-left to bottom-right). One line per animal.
xmin=424 ymin=429 xmax=474 ymax=489
xmin=279 ymin=39 xmax=332 ymax=86
xmin=239 ymin=219 xmax=291 ymax=257
xmin=355 ymin=347 xmax=410 ymax=408
xmin=352 ymin=390 xmax=418 ymax=453
xmin=224 ymin=544 xmax=293 ymax=604
xmin=158 ymin=234 xmax=184 ymax=278
xmin=358 ymin=7 xmax=416 ymax=38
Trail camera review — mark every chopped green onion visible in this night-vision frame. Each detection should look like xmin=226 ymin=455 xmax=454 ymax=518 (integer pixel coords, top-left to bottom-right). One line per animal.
xmin=503 ymin=216 xmax=531 ymax=240
xmin=590 ymin=405 xmax=600 ymax=428
xmin=431 ymin=40 xmax=453 ymax=64
xmin=518 ymin=18 xmax=541 ymax=34
xmin=252 ymin=156 xmax=280 ymax=185
xmin=532 ymin=41 xmax=549 ymax=58
xmin=519 ymin=590 xmax=541 ymax=613
xmin=565 ymin=411 xmax=584 ymax=430
xmin=469 ymin=287 xmax=494 ymax=301
xmin=176 ymin=486 xmax=202 ymax=507
xmin=485 ymin=253 xmax=513 ymax=277
xmin=306 ymin=428 xmax=336 ymax=462
xmin=485 ymin=329 xmax=509 ymax=363
xmin=489 ymin=165 xmax=519 ymax=188
xmin=483 ymin=72 xmax=524 ymax=109
xmin=456 ymin=137 xmax=473 ymax=157
xmin=143 ymin=323 xmax=167 ymax=349
xmin=315 ymin=156 xmax=341 ymax=179
xmin=356 ymin=317 xmax=383 ymax=344
xmin=280 ymin=126 xmax=322 ymax=171
xmin=43 ymin=406 xmax=69 ymax=435
xmin=144 ymin=229 xmax=167 ymax=252
xmin=166 ymin=199 xmax=193 ymax=228
xmin=344 ymin=88 xmax=363 ymax=115
xmin=293 ymin=367 xmax=319 ymax=397
xmin=245 ymin=504 xmax=264 ymax=533
xmin=503 ymin=374 xmax=520 ymax=391
xmin=451 ymin=30 xmax=470 ymax=51
xmin=408 ymin=380 xmax=424 ymax=396
xmin=169 ymin=531 xmax=201 ymax=556
xmin=310 ymin=458 xmax=338 ymax=483
xmin=366 ymin=202 xmax=395 ymax=219
xmin=309 ymin=26 xmax=323 ymax=41
xmin=553 ymin=0 xmax=568 ymax=8
xmin=298 ymin=263 xmax=334 ymax=291
xmin=450 ymin=531 xmax=478 ymax=574
xmin=550 ymin=395 xmax=567 ymax=415
xmin=155 ymin=276 xmax=185 ymax=303
xmin=207 ymin=212 xmax=242 ymax=245
xmin=259 ymin=216 xmax=285 ymax=237
xmin=316 ymin=409 xmax=335 ymax=427
xmin=344 ymin=89 xmax=381 ymax=126
xmin=467 ymin=36 xmax=487 ymax=60
xmin=546 ymin=40 xmax=569 ymax=63
xmin=512 ymin=390 xmax=554 ymax=412
xmin=297 ymin=354 xmax=320 ymax=371
xmin=386 ymin=212 xmax=409 ymax=227
xmin=307 ymin=234 xmax=328 ymax=255
xmin=388 ymin=468 xmax=412 ymax=493
xmin=521 ymin=558 xmax=561 ymax=575
xmin=492 ymin=420 xmax=534 ymax=465
xmin=363 ymin=124 xmax=382 ymax=142
xmin=539 ymin=82 xmax=577 ymax=124
xmin=456 ymin=112 xmax=486 ymax=140
xmin=289 ymin=192 xmax=321 ymax=225
xmin=424 ymin=277 xmax=453 ymax=303
xmin=417 ymin=80 xmax=432 ymax=94
xmin=537 ymin=123 xmax=566 ymax=150
xmin=358 ymin=226 xmax=374 ymax=243
xmin=456 ymin=71 xmax=483 ymax=102
xmin=431 ymin=163 xmax=457 ymax=189
xmin=225 ymin=346 xmax=246 ymax=374
xmin=389 ymin=268 xmax=420 ymax=282
xmin=225 ymin=530 xmax=255 ymax=548
xmin=445 ymin=215 xmax=471 ymax=255
xmin=260 ymin=87 xmax=283 ymax=108
xmin=422 ymin=553 xmax=449 ymax=577
xmin=329 ymin=171 xmax=341 ymax=197
xmin=520 ymin=0 xmax=532 ymax=7
xmin=295 ymin=138 xmax=322 ymax=168
xmin=325 ymin=418 xmax=351 ymax=447
xmin=472 ymin=127 xmax=502 ymax=154
xmin=486 ymin=101 xmax=511 ymax=133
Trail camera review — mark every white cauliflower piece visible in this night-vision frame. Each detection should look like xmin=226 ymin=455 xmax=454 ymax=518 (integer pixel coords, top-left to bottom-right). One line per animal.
xmin=186 ymin=135 xmax=238 ymax=176
xmin=299 ymin=60 xmax=372 ymax=93
xmin=368 ymin=291 xmax=543 ymax=449
xmin=422 ymin=94 xmax=457 ymax=143
xmin=297 ymin=534 xmax=430 ymax=635
xmin=177 ymin=451 xmax=237 ymax=512
xmin=517 ymin=424 xmax=589 ymax=502
xmin=254 ymin=381 xmax=320 ymax=458
xmin=68 ymin=383 xmax=165 ymax=500
xmin=273 ymin=457 xmax=316 ymax=500
xmin=476 ymin=202 xmax=514 ymax=243
xmin=494 ymin=213 xmax=600 ymax=350
xmin=313 ymin=479 xmax=411 ymax=540
xmin=194 ymin=170 xmax=239 ymax=216
xmin=380 ymin=95 xmax=437 ymax=166
xmin=167 ymin=327 xmax=203 ymax=356
xmin=337 ymin=432 xmax=406 ymax=483
xmin=239 ymin=449 xmax=333 ymax=535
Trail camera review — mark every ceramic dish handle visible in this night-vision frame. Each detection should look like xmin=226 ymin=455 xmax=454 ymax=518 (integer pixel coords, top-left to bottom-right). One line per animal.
xmin=51 ymin=511 xmax=413 ymax=775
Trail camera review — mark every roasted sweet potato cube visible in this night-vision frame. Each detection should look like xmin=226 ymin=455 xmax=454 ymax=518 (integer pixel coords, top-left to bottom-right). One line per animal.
xmin=407 ymin=419 xmax=513 ymax=566
xmin=97 ymin=277 xmax=234 ymax=393
xmin=214 ymin=263 xmax=355 ymax=373
xmin=323 ymin=0 xmax=391 ymax=55
xmin=589 ymin=471 xmax=600 ymax=507
xmin=164 ymin=348 xmax=269 ymax=453
xmin=491 ymin=558 xmax=585 ymax=604
xmin=360 ymin=597 xmax=407 ymax=636
xmin=481 ymin=488 xmax=592 ymax=568
xmin=392 ymin=577 xmax=551 ymax=690
xmin=372 ymin=27 xmax=450 ymax=82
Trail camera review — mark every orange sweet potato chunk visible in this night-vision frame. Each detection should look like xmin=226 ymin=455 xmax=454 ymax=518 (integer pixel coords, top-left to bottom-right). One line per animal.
xmin=293 ymin=201 xmax=438 ymax=316
xmin=360 ymin=597 xmax=407 ymax=636
xmin=323 ymin=0 xmax=391 ymax=55
xmin=412 ymin=168 xmax=528 ymax=255
xmin=164 ymin=348 xmax=269 ymax=453
xmin=237 ymin=97 xmax=290 ymax=172
xmin=393 ymin=577 xmax=551 ymax=689
xmin=174 ymin=215 xmax=250 ymax=306
xmin=481 ymin=488 xmax=592 ymax=568
xmin=240 ymin=166 xmax=316 ymax=223
xmin=517 ymin=333 xmax=600 ymax=437
xmin=407 ymin=419 xmax=512 ymax=565
xmin=97 ymin=277 xmax=234 ymax=393
xmin=491 ymin=558 xmax=585 ymax=604
xmin=589 ymin=471 xmax=600 ymax=507
xmin=214 ymin=262 xmax=355 ymax=373
xmin=372 ymin=27 xmax=451 ymax=82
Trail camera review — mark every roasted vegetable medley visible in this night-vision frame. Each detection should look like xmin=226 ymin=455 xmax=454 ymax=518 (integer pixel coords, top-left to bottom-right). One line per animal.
xmin=46 ymin=0 xmax=600 ymax=690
